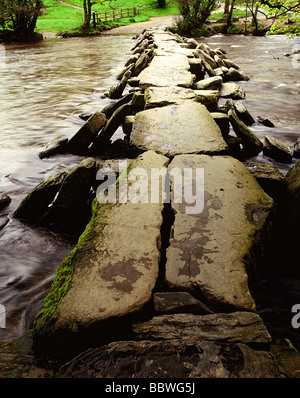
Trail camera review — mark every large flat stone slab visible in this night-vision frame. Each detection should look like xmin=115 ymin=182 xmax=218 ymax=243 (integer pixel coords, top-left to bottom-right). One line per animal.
xmin=150 ymin=54 xmax=191 ymax=70
xmin=132 ymin=312 xmax=272 ymax=344
xmin=130 ymin=101 xmax=228 ymax=156
xmin=33 ymin=150 xmax=169 ymax=357
xmin=144 ymin=86 xmax=196 ymax=108
xmin=139 ymin=65 xmax=195 ymax=89
xmin=165 ymin=154 xmax=274 ymax=311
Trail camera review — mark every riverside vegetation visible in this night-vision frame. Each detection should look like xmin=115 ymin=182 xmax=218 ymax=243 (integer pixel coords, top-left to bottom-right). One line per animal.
xmin=0 ymin=27 xmax=300 ymax=377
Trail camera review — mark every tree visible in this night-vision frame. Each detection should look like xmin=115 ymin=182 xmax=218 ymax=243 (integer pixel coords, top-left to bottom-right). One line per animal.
xmin=260 ymin=0 xmax=300 ymax=35
xmin=82 ymin=0 xmax=104 ymax=29
xmin=225 ymin=0 xmax=236 ymax=30
xmin=0 ymin=0 xmax=43 ymax=40
xmin=176 ymin=0 xmax=216 ymax=35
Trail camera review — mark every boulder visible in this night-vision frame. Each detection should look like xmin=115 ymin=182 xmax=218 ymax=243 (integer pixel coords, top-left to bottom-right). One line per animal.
xmin=101 ymin=92 xmax=133 ymax=119
xmin=193 ymin=76 xmax=223 ymax=91
xmin=196 ymin=49 xmax=218 ymax=69
xmin=39 ymin=158 xmax=96 ymax=235
xmin=210 ymin=112 xmax=230 ymax=136
xmin=91 ymin=104 xmax=131 ymax=154
xmin=116 ymin=63 xmax=134 ymax=81
xmin=224 ymin=67 xmax=250 ymax=82
xmin=233 ymin=101 xmax=255 ymax=126
xmin=165 ymin=154 xmax=274 ymax=311
xmin=131 ymin=91 xmax=145 ymax=112
xmin=13 ymin=172 xmax=67 ymax=224
xmin=221 ymin=82 xmax=246 ymax=99
xmin=130 ymin=101 xmax=228 ymax=157
xmin=122 ymin=115 xmax=135 ymax=137
xmin=257 ymin=116 xmax=275 ymax=128
xmin=108 ymin=70 xmax=131 ymax=99
xmin=33 ymin=151 xmax=169 ymax=359
xmin=214 ymin=54 xmax=226 ymax=68
xmin=0 ymin=194 xmax=11 ymax=211
xmin=133 ymin=312 xmax=271 ymax=344
xmin=131 ymin=52 xmax=149 ymax=77
xmin=228 ymin=109 xmax=263 ymax=156
xmin=222 ymin=58 xmax=240 ymax=70
xmin=153 ymin=292 xmax=212 ymax=315
xmin=188 ymin=58 xmax=205 ymax=80
xmin=124 ymin=54 xmax=139 ymax=67
xmin=194 ymin=89 xmax=220 ymax=111
xmin=293 ymin=138 xmax=300 ymax=158
xmin=244 ymin=161 xmax=287 ymax=200
xmin=38 ymin=135 xmax=68 ymax=159
xmin=127 ymin=77 xmax=140 ymax=87
xmin=66 ymin=112 xmax=107 ymax=155
xmin=263 ymin=135 xmax=293 ymax=163
xmin=56 ymin=338 xmax=300 ymax=378
xmin=224 ymin=135 xmax=242 ymax=157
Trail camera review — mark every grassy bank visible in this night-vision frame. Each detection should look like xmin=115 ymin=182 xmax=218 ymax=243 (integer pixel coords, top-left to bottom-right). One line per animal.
xmin=36 ymin=0 xmax=179 ymax=35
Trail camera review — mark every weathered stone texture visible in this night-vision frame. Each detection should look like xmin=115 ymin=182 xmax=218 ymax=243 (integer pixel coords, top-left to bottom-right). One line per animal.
xmin=165 ymin=154 xmax=274 ymax=311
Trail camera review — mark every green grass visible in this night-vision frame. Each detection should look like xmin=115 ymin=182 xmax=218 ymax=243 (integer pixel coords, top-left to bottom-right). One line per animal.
xmin=209 ymin=9 xmax=248 ymax=20
xmin=36 ymin=0 xmax=179 ymax=34
xmin=36 ymin=0 xmax=84 ymax=32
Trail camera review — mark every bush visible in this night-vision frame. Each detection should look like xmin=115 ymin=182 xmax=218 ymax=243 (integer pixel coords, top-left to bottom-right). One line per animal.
xmin=0 ymin=0 xmax=43 ymax=41
xmin=175 ymin=0 xmax=216 ymax=36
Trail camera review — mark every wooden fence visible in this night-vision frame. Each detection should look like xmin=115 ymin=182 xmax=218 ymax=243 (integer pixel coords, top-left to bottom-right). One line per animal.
xmin=92 ymin=0 xmax=177 ymax=25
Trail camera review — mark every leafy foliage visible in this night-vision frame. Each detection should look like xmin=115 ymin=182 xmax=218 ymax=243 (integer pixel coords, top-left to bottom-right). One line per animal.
xmin=0 ymin=0 xmax=43 ymax=40
xmin=260 ymin=0 xmax=300 ymax=35
xmin=175 ymin=0 xmax=216 ymax=35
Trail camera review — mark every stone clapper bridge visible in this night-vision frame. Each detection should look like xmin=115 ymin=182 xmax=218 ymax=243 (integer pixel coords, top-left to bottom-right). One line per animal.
xmin=12 ymin=28 xmax=300 ymax=376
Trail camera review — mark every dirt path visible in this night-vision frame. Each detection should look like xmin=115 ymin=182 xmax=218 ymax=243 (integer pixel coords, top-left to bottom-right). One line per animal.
xmin=101 ymin=15 xmax=178 ymax=35
xmin=56 ymin=0 xmax=83 ymax=9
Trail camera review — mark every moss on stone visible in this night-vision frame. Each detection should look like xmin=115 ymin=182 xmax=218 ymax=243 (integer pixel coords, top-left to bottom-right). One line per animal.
xmin=33 ymin=198 xmax=99 ymax=339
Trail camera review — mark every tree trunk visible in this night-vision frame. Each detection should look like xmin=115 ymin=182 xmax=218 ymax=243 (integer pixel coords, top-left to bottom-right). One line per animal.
xmin=224 ymin=0 xmax=230 ymax=15
xmin=83 ymin=0 xmax=91 ymax=29
xmin=226 ymin=0 xmax=236 ymax=29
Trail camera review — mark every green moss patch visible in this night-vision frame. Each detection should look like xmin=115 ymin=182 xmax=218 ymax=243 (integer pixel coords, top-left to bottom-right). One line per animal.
xmin=33 ymin=198 xmax=99 ymax=338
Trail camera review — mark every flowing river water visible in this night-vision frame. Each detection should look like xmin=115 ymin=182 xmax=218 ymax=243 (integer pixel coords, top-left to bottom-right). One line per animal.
xmin=0 ymin=32 xmax=299 ymax=347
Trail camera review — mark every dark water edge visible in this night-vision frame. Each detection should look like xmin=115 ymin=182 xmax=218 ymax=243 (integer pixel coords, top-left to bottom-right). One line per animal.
xmin=0 ymin=33 xmax=299 ymax=352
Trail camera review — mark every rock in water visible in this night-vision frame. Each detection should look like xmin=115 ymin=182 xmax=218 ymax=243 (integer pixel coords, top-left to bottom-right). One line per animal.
xmin=39 ymin=158 xmax=96 ymax=235
xmin=66 ymin=112 xmax=107 ymax=155
xmin=228 ymin=109 xmax=263 ymax=156
xmin=38 ymin=136 xmax=68 ymax=159
xmin=91 ymin=104 xmax=131 ymax=154
xmin=220 ymin=83 xmax=246 ymax=99
xmin=165 ymin=154 xmax=274 ymax=311
xmin=245 ymin=161 xmax=287 ymax=200
xmin=263 ymin=135 xmax=293 ymax=163
xmin=33 ymin=151 xmax=169 ymax=359
xmin=0 ymin=194 xmax=11 ymax=211
xmin=13 ymin=172 xmax=67 ymax=224
xmin=194 ymin=76 xmax=223 ymax=91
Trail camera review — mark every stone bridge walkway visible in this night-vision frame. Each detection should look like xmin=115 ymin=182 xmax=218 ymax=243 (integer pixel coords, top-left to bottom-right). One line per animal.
xmin=6 ymin=27 xmax=300 ymax=378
